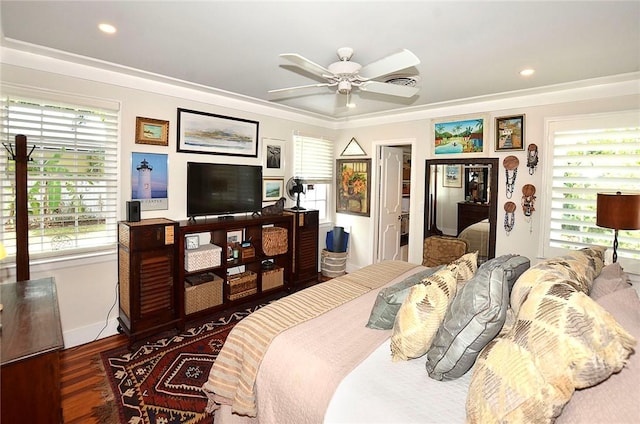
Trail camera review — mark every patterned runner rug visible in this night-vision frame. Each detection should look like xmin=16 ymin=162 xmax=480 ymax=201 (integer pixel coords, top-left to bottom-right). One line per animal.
xmin=95 ymin=303 xmax=266 ymax=424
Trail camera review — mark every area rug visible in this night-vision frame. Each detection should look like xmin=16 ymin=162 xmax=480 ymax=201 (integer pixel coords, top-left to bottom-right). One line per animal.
xmin=95 ymin=303 xmax=266 ymax=424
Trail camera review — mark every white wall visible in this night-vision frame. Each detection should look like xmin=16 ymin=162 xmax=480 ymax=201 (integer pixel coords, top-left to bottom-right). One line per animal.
xmin=1 ymin=47 xmax=638 ymax=347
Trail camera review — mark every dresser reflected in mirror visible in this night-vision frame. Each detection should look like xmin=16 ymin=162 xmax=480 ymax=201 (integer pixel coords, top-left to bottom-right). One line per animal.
xmin=424 ymin=158 xmax=498 ymax=262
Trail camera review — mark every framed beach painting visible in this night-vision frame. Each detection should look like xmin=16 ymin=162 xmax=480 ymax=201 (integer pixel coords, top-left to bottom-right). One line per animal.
xmin=434 ymin=117 xmax=485 ymax=155
xmin=177 ymin=108 xmax=259 ymax=157
xmin=262 ymin=178 xmax=284 ymax=201
xmin=443 ymin=165 xmax=463 ymax=188
xmin=135 ymin=117 xmax=169 ymax=146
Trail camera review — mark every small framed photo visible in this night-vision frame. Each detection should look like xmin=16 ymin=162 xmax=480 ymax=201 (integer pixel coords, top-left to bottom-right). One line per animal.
xmin=263 ymin=178 xmax=284 ymax=201
xmin=495 ymin=115 xmax=525 ymax=151
xmin=262 ymin=138 xmax=285 ymax=176
xmin=443 ymin=165 xmax=463 ymax=188
xmin=227 ymin=229 xmax=243 ymax=247
xmin=135 ymin=117 xmax=169 ymax=146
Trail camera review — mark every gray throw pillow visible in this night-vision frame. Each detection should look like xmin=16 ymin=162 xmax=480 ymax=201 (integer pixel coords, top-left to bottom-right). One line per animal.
xmin=425 ymin=255 xmax=530 ymax=380
xmin=366 ymin=266 xmax=444 ymax=330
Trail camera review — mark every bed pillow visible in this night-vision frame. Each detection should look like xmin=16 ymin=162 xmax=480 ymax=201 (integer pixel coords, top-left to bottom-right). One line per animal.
xmin=446 ymin=251 xmax=478 ymax=284
xmin=366 ymin=265 xmax=444 ymax=330
xmin=466 ymin=279 xmax=636 ymax=423
xmin=590 ymin=262 xmax=630 ymax=300
xmin=557 ymin=287 xmax=640 ymax=423
xmin=510 ymin=245 xmax=605 ymax=315
xmin=390 ymin=267 xmax=458 ymax=361
xmin=426 ymin=255 xmax=530 ymax=381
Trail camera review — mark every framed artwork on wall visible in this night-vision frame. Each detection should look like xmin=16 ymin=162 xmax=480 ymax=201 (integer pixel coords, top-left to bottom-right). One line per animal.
xmin=495 ymin=114 xmax=525 ymax=151
xmin=262 ymin=178 xmax=284 ymax=201
xmin=177 ymin=108 xmax=259 ymax=157
xmin=336 ymin=159 xmax=371 ymax=216
xmin=262 ymin=138 xmax=285 ymax=176
xmin=130 ymin=152 xmax=168 ymax=211
xmin=135 ymin=117 xmax=169 ymax=146
xmin=443 ymin=164 xmax=463 ymax=188
xmin=434 ymin=117 xmax=485 ymax=155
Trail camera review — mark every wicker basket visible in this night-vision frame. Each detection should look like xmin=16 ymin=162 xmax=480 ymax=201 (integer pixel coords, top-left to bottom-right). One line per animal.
xmin=262 ymin=266 xmax=284 ymax=290
xmin=262 ymin=227 xmax=288 ymax=256
xmin=228 ymin=271 xmax=257 ymax=300
xmin=185 ymin=275 xmax=223 ymax=314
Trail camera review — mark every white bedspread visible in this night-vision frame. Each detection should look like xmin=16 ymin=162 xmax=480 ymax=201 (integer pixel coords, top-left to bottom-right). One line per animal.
xmin=325 ymin=338 xmax=471 ymax=423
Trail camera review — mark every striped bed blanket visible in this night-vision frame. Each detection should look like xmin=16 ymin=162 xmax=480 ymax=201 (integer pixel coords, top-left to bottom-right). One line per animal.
xmin=203 ymin=260 xmax=420 ymax=417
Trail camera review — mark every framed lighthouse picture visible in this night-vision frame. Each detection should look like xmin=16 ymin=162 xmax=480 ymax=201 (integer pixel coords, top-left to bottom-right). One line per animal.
xmin=131 ymin=152 xmax=169 ymax=211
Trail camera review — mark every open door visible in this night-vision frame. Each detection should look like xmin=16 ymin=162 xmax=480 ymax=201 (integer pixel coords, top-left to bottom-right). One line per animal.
xmin=377 ymin=146 xmax=404 ymax=261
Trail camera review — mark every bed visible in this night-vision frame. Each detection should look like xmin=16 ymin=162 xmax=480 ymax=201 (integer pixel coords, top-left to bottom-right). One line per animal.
xmin=203 ymin=250 xmax=639 ymax=423
xmin=457 ymin=218 xmax=489 ymax=260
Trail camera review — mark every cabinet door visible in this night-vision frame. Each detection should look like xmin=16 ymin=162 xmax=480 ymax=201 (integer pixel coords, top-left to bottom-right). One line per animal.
xmin=295 ymin=211 xmax=319 ymax=283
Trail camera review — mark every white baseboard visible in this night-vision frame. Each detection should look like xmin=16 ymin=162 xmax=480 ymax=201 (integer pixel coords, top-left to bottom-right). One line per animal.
xmin=63 ymin=317 xmax=120 ymax=349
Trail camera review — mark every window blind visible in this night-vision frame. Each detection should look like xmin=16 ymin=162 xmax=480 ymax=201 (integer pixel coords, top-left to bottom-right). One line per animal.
xmin=293 ymin=134 xmax=334 ymax=183
xmin=545 ymin=111 xmax=640 ymax=265
xmin=1 ymin=94 xmax=119 ymax=259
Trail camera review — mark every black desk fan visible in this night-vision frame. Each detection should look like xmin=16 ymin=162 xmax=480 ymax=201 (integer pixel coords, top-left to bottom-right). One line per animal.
xmin=286 ymin=177 xmax=306 ymax=210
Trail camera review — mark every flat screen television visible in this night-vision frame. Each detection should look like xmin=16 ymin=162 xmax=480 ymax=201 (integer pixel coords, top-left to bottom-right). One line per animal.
xmin=187 ymin=162 xmax=262 ymax=218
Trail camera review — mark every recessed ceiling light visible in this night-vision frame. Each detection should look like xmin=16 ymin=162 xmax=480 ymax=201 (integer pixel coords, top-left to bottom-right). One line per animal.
xmin=98 ymin=23 xmax=117 ymax=34
xmin=520 ymin=68 xmax=535 ymax=77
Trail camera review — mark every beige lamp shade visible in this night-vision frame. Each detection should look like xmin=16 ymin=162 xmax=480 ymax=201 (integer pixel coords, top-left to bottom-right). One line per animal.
xmin=596 ymin=192 xmax=640 ymax=230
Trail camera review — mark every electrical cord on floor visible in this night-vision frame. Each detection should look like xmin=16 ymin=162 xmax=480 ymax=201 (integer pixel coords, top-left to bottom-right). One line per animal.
xmin=94 ymin=280 xmax=118 ymax=341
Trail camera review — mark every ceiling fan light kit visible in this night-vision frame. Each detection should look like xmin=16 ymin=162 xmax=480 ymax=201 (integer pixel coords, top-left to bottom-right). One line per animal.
xmin=270 ymin=47 xmax=421 ymax=101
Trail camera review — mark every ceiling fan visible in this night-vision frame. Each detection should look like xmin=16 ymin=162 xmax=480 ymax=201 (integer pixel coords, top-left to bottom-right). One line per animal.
xmin=269 ymin=47 xmax=421 ymax=100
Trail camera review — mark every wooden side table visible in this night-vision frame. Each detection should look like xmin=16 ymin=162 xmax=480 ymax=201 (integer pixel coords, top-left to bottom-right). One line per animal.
xmin=1 ymin=277 xmax=64 ymax=424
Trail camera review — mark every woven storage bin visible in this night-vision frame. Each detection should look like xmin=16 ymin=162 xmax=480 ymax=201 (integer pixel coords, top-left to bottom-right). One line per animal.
xmin=184 ymin=274 xmax=223 ymax=314
xmin=262 ymin=266 xmax=284 ymax=290
xmin=321 ymin=249 xmax=348 ymax=278
xmin=185 ymin=244 xmax=222 ymax=272
xmin=262 ymin=227 xmax=288 ymax=256
xmin=228 ymin=271 xmax=257 ymax=300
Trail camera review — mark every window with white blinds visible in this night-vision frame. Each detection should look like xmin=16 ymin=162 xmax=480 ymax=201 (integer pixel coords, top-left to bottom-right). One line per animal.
xmin=293 ymin=134 xmax=334 ymax=219
xmin=543 ymin=111 xmax=640 ymax=270
xmin=1 ymin=93 xmax=119 ymax=259
xmin=293 ymin=134 xmax=334 ymax=182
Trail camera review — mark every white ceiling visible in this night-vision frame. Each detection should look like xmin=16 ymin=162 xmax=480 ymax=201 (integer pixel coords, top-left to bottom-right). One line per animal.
xmin=2 ymin=1 xmax=639 ymax=119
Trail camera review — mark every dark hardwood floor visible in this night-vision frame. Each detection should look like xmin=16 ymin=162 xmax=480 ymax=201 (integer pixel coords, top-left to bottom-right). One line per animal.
xmin=60 ymin=275 xmax=329 ymax=423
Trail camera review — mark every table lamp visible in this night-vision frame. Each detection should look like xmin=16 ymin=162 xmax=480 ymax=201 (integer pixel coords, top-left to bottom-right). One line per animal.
xmin=596 ymin=192 xmax=640 ymax=263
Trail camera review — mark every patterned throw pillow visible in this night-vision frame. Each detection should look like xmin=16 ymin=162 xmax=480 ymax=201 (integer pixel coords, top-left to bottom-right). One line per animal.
xmin=466 ymin=279 xmax=636 ymax=423
xmin=426 ymin=255 xmax=530 ymax=381
xmin=510 ymin=246 xmax=605 ymax=315
xmin=366 ymin=266 xmax=445 ymax=330
xmin=446 ymin=251 xmax=478 ymax=284
xmin=390 ymin=267 xmax=458 ymax=361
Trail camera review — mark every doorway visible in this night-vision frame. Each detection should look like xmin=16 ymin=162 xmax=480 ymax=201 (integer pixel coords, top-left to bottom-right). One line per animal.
xmin=375 ymin=141 xmax=413 ymax=262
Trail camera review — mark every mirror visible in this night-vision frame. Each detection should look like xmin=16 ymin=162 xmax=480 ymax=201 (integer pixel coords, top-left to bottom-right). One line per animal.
xmin=424 ymin=158 xmax=498 ymax=262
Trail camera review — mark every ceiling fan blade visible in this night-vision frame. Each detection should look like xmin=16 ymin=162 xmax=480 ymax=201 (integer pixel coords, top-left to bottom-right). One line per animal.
xmin=358 ymin=49 xmax=421 ymax=80
xmin=280 ymin=53 xmax=333 ymax=78
xmin=359 ymin=81 xmax=419 ymax=98
xmin=268 ymin=83 xmax=334 ymax=95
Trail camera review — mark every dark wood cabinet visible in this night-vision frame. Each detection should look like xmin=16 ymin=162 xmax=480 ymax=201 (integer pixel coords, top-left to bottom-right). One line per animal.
xmin=286 ymin=209 xmax=319 ymax=285
xmin=1 ymin=277 xmax=64 ymax=424
xmin=117 ymin=218 xmax=180 ymax=345
xmin=176 ymin=214 xmax=294 ymax=319
xmin=457 ymin=202 xmax=490 ymax=235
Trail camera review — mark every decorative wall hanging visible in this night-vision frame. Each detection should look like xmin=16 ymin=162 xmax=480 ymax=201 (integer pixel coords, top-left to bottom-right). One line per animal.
xmin=340 ymin=137 xmax=367 ymax=156
xmin=443 ymin=165 xmax=463 ymax=188
xmin=177 ymin=108 xmax=259 ymax=157
xmin=504 ymin=201 xmax=516 ymax=235
xmin=336 ymin=158 xmax=371 ymax=216
xmin=527 ymin=143 xmax=539 ymax=174
xmin=503 ymin=155 xmax=519 ymax=199
xmin=262 ymin=138 xmax=285 ymax=176
xmin=434 ymin=117 xmax=485 ymax=155
xmin=135 ymin=116 xmax=169 ymax=146
xmin=522 ymin=184 xmax=536 ymax=233
xmin=495 ymin=115 xmax=525 ymax=151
